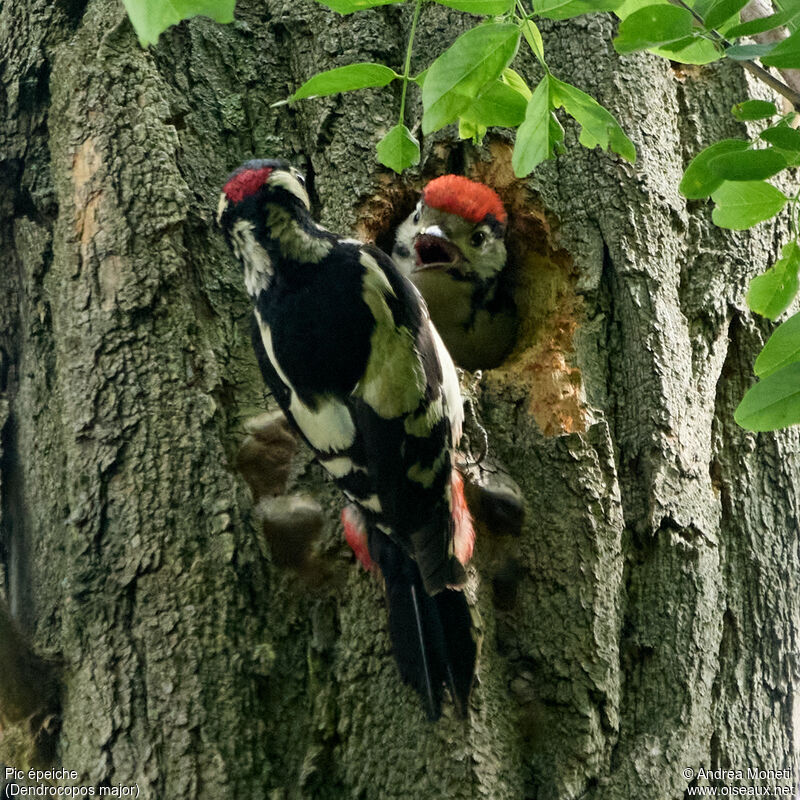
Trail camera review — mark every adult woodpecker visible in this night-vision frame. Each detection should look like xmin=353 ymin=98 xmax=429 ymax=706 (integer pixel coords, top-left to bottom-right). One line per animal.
xmin=393 ymin=175 xmax=517 ymax=371
xmin=217 ymin=159 xmax=477 ymax=720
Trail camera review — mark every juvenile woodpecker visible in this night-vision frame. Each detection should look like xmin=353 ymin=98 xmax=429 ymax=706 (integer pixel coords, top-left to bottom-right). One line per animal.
xmin=393 ymin=175 xmax=517 ymax=371
xmin=217 ymin=160 xmax=477 ymax=720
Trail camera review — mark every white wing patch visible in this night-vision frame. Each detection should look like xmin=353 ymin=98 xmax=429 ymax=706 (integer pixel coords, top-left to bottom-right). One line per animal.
xmin=354 ymin=252 xmax=425 ymax=419
xmin=407 ymin=449 xmax=448 ymax=489
xmin=430 ymin=323 xmax=463 ymax=445
xmin=291 ymin=396 xmax=355 ymax=454
xmin=360 ymin=494 xmax=383 ymax=513
xmin=320 ymin=456 xmax=366 ymax=479
xmin=257 ymin=313 xmax=356 ymax=453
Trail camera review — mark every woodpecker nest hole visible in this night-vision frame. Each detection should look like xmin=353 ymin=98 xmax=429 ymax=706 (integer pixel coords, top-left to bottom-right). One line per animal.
xmin=356 ymin=141 xmax=587 ymax=437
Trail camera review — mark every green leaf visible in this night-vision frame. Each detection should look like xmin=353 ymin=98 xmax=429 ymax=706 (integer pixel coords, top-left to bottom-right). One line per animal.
xmin=550 ymin=77 xmax=636 ymax=162
xmin=777 ymin=0 xmax=800 ymax=29
xmin=315 ymin=0 xmax=397 ymax=12
xmin=761 ymin=123 xmax=800 ymax=152
xmin=612 ymin=0 xmax=672 ymax=19
xmin=512 ymin=76 xmax=558 ymax=176
xmin=734 ymin=361 xmax=800 ymax=430
xmin=288 ymin=63 xmax=398 ymax=102
xmin=680 ymin=139 xmax=749 ymax=199
xmin=708 ymin=148 xmax=787 ymax=181
xmin=691 ymin=0 xmax=718 ymax=16
xmin=748 ymin=242 xmax=800 ymax=320
xmin=422 ymin=23 xmax=520 ymax=135
xmin=725 ymin=8 xmax=799 ymax=38
xmin=711 ymin=180 xmax=788 ymax=229
xmin=461 ymin=80 xmax=528 ymax=127
xmin=502 ymin=68 xmax=532 ymax=100
xmin=520 ymin=19 xmax=545 ymax=63
xmin=731 ymin=99 xmax=777 ymax=121
xmin=703 ymin=0 xmax=749 ymax=30
xmin=432 ymin=0 xmax=515 ymax=12
xmin=550 ymin=113 xmax=567 ymax=155
xmin=121 ymin=0 xmax=235 ymax=46
xmin=762 ymin=27 xmax=800 ymax=68
xmin=614 ymin=5 xmax=694 ymax=52
xmin=725 ymin=43 xmax=777 ymax=59
xmin=459 ymin=118 xmax=488 ymax=143
xmin=649 ymin=36 xmax=721 ymax=64
xmin=755 ymin=310 xmax=800 ymax=377
xmin=376 ymin=124 xmax=420 ymax=173
xmin=778 ymin=0 xmax=800 ymax=27
xmin=534 ymin=0 xmax=619 ymax=19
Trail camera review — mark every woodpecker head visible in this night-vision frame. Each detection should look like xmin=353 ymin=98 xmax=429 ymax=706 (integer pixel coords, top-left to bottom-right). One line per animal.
xmin=392 ymin=176 xmax=515 ymax=370
xmin=392 ymin=175 xmax=508 ymax=284
xmin=218 ymin=159 xmax=332 ymax=297
xmin=217 ymin=158 xmax=310 ymax=231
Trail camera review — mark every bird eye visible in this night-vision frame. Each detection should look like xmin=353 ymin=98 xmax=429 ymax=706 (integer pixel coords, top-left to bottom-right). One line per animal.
xmin=413 ymin=209 xmax=421 ymax=224
xmin=470 ymin=230 xmax=486 ymax=247
xmin=296 ymin=173 xmax=306 ymax=187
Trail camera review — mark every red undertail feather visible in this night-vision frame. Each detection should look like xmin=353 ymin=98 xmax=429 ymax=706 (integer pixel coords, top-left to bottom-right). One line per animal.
xmin=223 ymin=166 xmax=274 ymax=203
xmin=342 ymin=506 xmax=374 ymax=570
xmin=423 ymin=175 xmax=507 ymax=226
xmin=451 ymin=470 xmax=475 ymax=567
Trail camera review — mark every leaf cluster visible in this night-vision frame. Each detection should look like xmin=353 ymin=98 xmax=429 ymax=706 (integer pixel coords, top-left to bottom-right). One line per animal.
xmin=678 ymin=97 xmax=800 ymax=430
xmin=284 ymin=0 xmax=638 ymax=175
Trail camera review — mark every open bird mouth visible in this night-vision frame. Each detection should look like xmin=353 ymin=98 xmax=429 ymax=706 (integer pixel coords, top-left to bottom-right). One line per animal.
xmin=413 ymin=234 xmax=462 ymax=272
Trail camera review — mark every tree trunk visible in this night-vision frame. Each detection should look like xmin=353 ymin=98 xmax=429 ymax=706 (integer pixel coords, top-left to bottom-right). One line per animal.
xmin=2 ymin=1 xmax=798 ymax=798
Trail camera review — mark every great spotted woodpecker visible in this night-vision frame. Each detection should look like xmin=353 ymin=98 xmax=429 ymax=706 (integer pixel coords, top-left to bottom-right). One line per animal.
xmin=392 ymin=176 xmax=517 ymax=371
xmin=217 ymin=159 xmax=477 ymax=719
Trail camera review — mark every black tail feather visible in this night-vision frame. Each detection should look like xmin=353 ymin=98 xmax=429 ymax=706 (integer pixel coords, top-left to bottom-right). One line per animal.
xmin=368 ymin=530 xmax=476 ymax=720
xmin=433 ymin=588 xmax=476 ymax=716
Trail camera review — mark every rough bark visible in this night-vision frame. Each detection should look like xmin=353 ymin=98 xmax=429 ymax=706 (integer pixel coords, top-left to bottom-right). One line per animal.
xmin=1 ymin=1 xmax=798 ymax=799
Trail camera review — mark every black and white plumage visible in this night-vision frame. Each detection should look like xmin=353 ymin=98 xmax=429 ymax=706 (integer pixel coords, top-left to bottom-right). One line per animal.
xmin=217 ymin=159 xmax=476 ymax=719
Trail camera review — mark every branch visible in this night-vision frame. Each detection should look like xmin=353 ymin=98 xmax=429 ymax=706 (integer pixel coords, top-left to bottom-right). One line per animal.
xmin=672 ymin=0 xmax=800 ymax=112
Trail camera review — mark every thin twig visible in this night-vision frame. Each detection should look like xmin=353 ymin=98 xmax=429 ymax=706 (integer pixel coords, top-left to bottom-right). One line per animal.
xmin=670 ymin=0 xmax=800 ymax=111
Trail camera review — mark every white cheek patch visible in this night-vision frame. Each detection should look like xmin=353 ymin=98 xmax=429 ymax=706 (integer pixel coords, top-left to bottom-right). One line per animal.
xmin=217 ymin=194 xmax=229 ymax=225
xmin=232 ymin=219 xmax=273 ymax=297
xmin=258 ymin=314 xmax=356 ymax=453
xmin=269 ymin=171 xmax=311 ymax=209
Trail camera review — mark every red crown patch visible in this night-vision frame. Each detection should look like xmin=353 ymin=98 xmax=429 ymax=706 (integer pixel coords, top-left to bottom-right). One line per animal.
xmin=423 ymin=175 xmax=507 ymax=226
xmin=223 ymin=166 xmax=274 ymax=204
